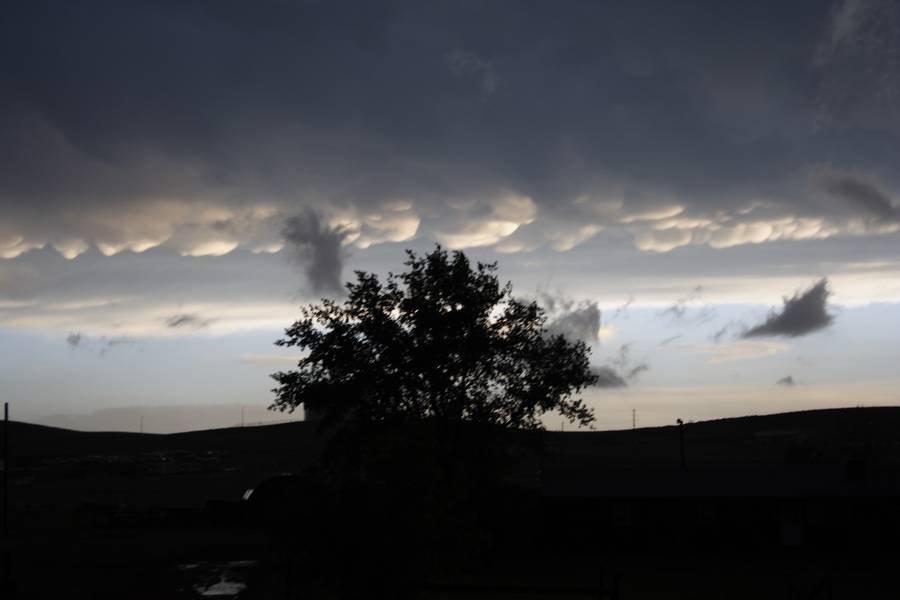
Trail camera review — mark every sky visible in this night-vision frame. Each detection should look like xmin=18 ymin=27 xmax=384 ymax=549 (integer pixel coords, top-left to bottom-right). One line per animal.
xmin=2 ymin=0 xmax=899 ymax=432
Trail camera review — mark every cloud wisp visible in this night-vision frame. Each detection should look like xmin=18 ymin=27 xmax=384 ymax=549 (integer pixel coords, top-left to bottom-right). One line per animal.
xmin=777 ymin=375 xmax=796 ymax=387
xmin=165 ymin=313 xmax=213 ymax=329
xmin=65 ymin=331 xmax=135 ymax=357
xmin=659 ymin=335 xmax=683 ymax=347
xmin=609 ymin=296 xmax=634 ymax=321
xmin=711 ymin=321 xmax=745 ymax=343
xmin=658 ymin=285 xmax=715 ymax=324
xmin=743 ymin=279 xmax=834 ymax=338
xmin=688 ymin=340 xmax=789 ymax=364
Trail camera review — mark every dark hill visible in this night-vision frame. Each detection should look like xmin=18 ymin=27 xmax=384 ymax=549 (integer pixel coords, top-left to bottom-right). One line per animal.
xmin=4 ymin=407 xmax=900 ymax=598
xmin=7 ymin=405 xmax=900 ymax=465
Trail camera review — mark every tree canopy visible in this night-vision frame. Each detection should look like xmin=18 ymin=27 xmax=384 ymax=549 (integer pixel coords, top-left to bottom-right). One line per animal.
xmin=270 ymin=245 xmax=597 ymax=430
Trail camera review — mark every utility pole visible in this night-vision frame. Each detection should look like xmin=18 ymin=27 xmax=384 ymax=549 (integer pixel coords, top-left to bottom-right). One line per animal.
xmin=241 ymin=406 xmax=245 ymax=428
xmin=3 ymin=402 xmax=8 ymax=538
xmin=140 ymin=415 xmax=144 ymax=434
xmin=3 ymin=402 xmax=10 ymax=593
xmin=677 ymin=418 xmax=686 ymax=470
xmin=630 ymin=408 xmax=638 ymax=465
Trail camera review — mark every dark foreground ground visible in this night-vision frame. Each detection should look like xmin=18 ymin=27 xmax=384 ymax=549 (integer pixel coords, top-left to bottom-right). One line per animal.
xmin=2 ymin=406 xmax=900 ymax=598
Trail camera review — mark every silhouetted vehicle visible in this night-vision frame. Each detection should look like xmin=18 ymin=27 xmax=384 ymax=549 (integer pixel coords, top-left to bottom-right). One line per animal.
xmin=243 ymin=473 xmax=307 ymax=512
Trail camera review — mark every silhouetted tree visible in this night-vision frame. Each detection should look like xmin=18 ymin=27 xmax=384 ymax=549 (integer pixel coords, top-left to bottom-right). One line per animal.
xmin=268 ymin=247 xmax=597 ymax=593
xmin=270 ymin=245 xmax=597 ymax=431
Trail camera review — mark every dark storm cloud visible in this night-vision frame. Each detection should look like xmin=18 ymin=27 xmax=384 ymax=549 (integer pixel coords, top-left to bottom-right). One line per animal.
xmin=165 ymin=313 xmax=212 ymax=329
xmin=2 ymin=0 xmax=898 ymax=260
xmin=743 ymin=279 xmax=834 ymax=338
xmin=825 ymin=174 xmax=899 ymax=223
xmin=282 ymin=211 xmax=350 ymax=294
xmin=611 ymin=343 xmax=650 ymax=380
xmin=590 ymin=343 xmax=649 ymax=388
xmin=541 ymin=294 xmax=602 ymax=345
xmin=777 ymin=375 xmax=796 ymax=386
xmin=591 ymin=366 xmax=627 ymax=389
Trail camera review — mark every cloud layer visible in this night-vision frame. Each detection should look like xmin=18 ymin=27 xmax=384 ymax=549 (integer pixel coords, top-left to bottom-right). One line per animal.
xmin=1 ymin=0 xmax=900 ymax=263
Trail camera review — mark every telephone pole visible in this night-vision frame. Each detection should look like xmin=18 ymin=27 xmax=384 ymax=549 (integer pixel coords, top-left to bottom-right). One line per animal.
xmin=632 ymin=408 xmax=636 ymax=430
xmin=3 ymin=402 xmax=10 ymax=593
xmin=3 ymin=402 xmax=8 ymax=537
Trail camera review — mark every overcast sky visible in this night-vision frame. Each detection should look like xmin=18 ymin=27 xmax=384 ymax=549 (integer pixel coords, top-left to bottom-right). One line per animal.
xmin=2 ymin=0 xmax=899 ymax=432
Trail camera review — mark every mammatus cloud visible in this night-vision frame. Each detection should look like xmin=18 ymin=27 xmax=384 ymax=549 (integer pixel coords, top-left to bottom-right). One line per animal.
xmin=282 ymin=211 xmax=351 ymax=295
xmin=743 ymin=279 xmax=834 ymax=338
xmin=438 ymin=193 xmax=537 ymax=250
xmin=2 ymin=1 xmax=900 ymax=261
xmin=777 ymin=375 xmax=796 ymax=387
xmin=627 ymin=210 xmax=845 ymax=253
xmin=65 ymin=331 xmax=134 ymax=356
xmin=164 ymin=313 xmax=213 ymax=329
